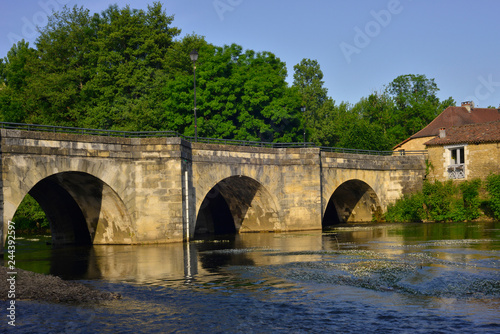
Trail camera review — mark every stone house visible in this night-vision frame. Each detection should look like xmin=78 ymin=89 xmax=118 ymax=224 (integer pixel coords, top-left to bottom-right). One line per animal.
xmin=393 ymin=101 xmax=500 ymax=153
xmin=424 ymin=120 xmax=500 ymax=181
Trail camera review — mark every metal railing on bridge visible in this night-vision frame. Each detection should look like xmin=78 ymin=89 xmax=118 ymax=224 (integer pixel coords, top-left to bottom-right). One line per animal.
xmin=0 ymin=122 xmax=427 ymax=156
xmin=320 ymin=147 xmax=428 ymax=156
xmin=320 ymin=146 xmax=393 ymax=156
xmin=0 ymin=122 xmax=182 ymax=138
xmin=184 ymin=135 xmax=316 ymax=148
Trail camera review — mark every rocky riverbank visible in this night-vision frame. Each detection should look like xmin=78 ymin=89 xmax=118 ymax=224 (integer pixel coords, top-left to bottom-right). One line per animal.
xmin=0 ymin=266 xmax=120 ymax=303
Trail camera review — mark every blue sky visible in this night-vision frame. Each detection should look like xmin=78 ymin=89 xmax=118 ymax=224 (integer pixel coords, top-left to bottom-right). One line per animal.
xmin=1 ymin=0 xmax=499 ymax=108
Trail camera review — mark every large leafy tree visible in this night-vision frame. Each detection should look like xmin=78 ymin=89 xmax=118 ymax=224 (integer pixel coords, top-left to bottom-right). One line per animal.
xmin=292 ymin=58 xmax=328 ymax=111
xmin=353 ymin=92 xmax=395 ymax=131
xmin=83 ymin=3 xmax=180 ymax=130
xmin=292 ymin=58 xmax=333 ymax=143
xmin=351 ymin=92 xmax=396 ymax=149
xmin=308 ymin=100 xmax=344 ymax=147
xmin=163 ymin=41 xmax=302 ymax=142
xmin=385 ymin=74 xmax=455 ymax=142
xmin=306 ymin=73 xmax=454 ymax=150
xmin=0 ymin=2 xmax=180 ymax=130
xmin=26 ymin=5 xmax=100 ymax=126
xmin=0 ymin=40 xmax=36 ymax=123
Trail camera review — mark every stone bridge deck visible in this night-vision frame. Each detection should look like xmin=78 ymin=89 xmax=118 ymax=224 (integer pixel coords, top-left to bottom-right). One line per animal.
xmin=0 ymin=128 xmax=426 ymax=245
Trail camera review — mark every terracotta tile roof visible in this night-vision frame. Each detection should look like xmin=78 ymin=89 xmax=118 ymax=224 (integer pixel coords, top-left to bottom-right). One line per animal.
xmin=393 ymin=106 xmax=500 ymax=149
xmin=425 ymin=120 xmax=500 ymax=146
xmin=411 ymin=106 xmax=500 ymax=139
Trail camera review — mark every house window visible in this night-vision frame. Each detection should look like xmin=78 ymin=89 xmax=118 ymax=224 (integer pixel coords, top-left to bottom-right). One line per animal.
xmin=447 ymin=146 xmax=465 ymax=179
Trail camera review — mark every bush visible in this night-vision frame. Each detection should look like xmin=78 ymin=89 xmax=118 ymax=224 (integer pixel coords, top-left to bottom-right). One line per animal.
xmin=486 ymin=173 xmax=500 ymax=219
xmin=422 ymin=180 xmax=456 ymax=221
xmin=386 ymin=178 xmax=486 ymax=223
xmin=385 ymin=192 xmax=425 ymax=222
xmin=455 ymin=179 xmax=482 ymax=221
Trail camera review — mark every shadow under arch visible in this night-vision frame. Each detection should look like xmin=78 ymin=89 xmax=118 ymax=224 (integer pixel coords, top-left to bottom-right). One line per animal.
xmin=195 ymin=176 xmax=280 ymax=237
xmin=323 ymin=179 xmax=382 ymax=227
xmin=26 ymin=171 xmax=133 ymax=246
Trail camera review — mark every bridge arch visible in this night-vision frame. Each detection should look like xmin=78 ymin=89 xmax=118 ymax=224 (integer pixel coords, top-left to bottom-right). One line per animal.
xmin=323 ymin=179 xmax=382 ymax=226
xmin=194 ymin=175 xmax=280 ymax=236
xmin=13 ymin=171 xmax=133 ymax=246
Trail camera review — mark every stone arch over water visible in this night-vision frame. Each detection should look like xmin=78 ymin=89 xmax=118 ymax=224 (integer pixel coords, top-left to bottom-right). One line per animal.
xmin=194 ymin=175 xmax=280 ymax=236
xmin=14 ymin=172 xmax=133 ymax=246
xmin=323 ymin=179 xmax=382 ymax=226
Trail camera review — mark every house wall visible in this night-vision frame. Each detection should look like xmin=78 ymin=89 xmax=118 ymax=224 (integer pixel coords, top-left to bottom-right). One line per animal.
xmin=467 ymin=142 xmax=500 ymax=179
xmin=394 ymin=136 xmax=434 ymax=153
xmin=427 ymin=142 xmax=500 ymax=181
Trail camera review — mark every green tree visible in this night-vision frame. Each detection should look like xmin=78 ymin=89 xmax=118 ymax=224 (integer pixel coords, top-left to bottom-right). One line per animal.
xmin=306 ymin=98 xmax=339 ymax=146
xmin=1 ymin=3 xmax=180 ymax=130
xmin=82 ymin=3 xmax=180 ymax=130
xmin=350 ymin=92 xmax=395 ymax=150
xmin=353 ymin=92 xmax=395 ymax=128
xmin=24 ymin=5 xmax=100 ymax=126
xmin=163 ymin=42 xmax=301 ymax=142
xmin=386 ymin=74 xmax=439 ymax=109
xmin=0 ymin=40 xmax=36 ymax=123
xmin=292 ymin=58 xmax=328 ymax=111
xmin=385 ymin=74 xmax=455 ymax=144
xmin=333 ymin=109 xmax=391 ymax=151
xmin=292 ymin=58 xmax=333 ymax=144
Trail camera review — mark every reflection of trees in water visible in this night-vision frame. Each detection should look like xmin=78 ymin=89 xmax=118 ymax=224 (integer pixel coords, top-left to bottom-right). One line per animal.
xmin=49 ymin=246 xmax=98 ymax=279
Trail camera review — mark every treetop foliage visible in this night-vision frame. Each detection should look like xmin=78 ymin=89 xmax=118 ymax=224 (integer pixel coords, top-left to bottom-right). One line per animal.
xmin=0 ymin=2 xmax=458 ymax=149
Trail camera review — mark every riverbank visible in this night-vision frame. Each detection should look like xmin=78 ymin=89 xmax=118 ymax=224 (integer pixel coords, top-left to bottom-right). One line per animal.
xmin=0 ymin=266 xmax=121 ymax=303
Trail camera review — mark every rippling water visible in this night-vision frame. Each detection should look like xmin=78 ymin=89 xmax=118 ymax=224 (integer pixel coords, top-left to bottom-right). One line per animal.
xmin=2 ymin=222 xmax=500 ymax=333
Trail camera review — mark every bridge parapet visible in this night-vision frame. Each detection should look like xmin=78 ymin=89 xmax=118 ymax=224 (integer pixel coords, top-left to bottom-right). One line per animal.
xmin=191 ymin=142 xmax=320 ymax=166
xmin=1 ymin=129 xmax=193 ymax=158
xmin=321 ymin=151 xmax=426 ymax=170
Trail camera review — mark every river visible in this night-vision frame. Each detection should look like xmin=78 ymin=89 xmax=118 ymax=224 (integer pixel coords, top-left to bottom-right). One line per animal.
xmin=2 ymin=221 xmax=500 ymax=333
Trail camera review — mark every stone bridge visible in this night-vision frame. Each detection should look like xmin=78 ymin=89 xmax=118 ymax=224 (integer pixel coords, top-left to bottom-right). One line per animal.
xmin=0 ymin=128 xmax=426 ymax=246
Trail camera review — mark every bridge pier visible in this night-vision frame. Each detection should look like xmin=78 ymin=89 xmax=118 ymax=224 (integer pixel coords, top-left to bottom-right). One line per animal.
xmin=0 ymin=128 xmax=426 ymax=248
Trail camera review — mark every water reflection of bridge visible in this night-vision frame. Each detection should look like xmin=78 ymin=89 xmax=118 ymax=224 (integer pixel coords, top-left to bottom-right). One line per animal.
xmin=1 ymin=124 xmax=425 ymax=246
xmin=44 ymin=231 xmax=390 ymax=283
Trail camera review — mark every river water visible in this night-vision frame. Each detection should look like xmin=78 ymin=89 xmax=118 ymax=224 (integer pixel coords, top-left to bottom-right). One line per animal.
xmin=2 ymin=222 xmax=500 ymax=333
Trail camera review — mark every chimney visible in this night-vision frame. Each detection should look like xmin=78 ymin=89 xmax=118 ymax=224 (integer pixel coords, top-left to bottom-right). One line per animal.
xmin=461 ymin=101 xmax=474 ymax=112
xmin=439 ymin=128 xmax=446 ymax=138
